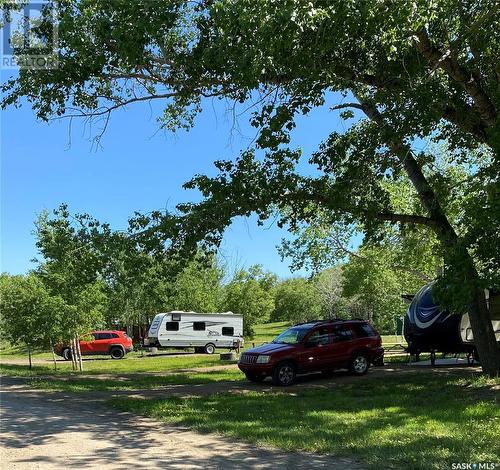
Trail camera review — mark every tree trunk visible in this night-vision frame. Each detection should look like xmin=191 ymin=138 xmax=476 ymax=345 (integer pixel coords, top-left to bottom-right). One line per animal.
xmin=399 ymin=153 xmax=500 ymax=376
xmin=49 ymin=338 xmax=57 ymax=371
xmin=70 ymin=338 xmax=77 ymax=371
xmin=76 ymin=336 xmax=83 ymax=372
xmin=27 ymin=344 xmax=32 ymax=370
xmin=359 ymin=98 xmax=500 ymax=376
xmin=466 ymin=273 xmax=500 ymax=377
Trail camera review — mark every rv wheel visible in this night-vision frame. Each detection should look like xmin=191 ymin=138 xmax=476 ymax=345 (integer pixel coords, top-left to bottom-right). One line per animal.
xmin=204 ymin=343 xmax=216 ymax=354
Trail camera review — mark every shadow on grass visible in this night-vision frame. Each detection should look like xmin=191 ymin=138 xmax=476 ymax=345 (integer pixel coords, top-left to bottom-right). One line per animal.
xmin=110 ymin=373 xmax=500 ymax=470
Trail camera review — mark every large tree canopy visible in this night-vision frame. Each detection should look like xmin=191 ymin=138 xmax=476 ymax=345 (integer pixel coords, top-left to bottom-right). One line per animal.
xmin=3 ymin=0 xmax=499 ymax=374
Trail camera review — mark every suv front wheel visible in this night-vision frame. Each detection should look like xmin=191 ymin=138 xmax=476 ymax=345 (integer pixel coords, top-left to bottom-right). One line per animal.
xmin=272 ymin=361 xmax=296 ymax=386
xmin=349 ymin=352 xmax=369 ymax=376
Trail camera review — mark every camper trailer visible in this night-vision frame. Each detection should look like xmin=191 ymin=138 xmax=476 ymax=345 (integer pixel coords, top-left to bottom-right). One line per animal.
xmin=145 ymin=311 xmax=244 ymax=354
xmin=404 ymin=282 xmax=500 ymax=363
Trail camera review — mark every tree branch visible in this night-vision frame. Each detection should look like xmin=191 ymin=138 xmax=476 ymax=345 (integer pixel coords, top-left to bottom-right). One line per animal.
xmin=414 ymin=27 xmax=497 ymax=128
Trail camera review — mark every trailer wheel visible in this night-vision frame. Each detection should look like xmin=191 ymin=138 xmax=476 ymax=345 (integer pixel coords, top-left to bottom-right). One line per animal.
xmin=204 ymin=343 xmax=216 ymax=354
xmin=62 ymin=348 xmax=72 ymax=361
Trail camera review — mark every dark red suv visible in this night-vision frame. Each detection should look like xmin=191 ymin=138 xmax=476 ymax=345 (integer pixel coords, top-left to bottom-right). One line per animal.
xmin=238 ymin=320 xmax=384 ymax=385
xmin=54 ymin=330 xmax=133 ymax=360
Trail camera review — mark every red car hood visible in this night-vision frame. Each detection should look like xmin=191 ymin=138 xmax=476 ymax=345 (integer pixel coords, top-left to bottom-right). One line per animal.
xmin=245 ymin=342 xmax=296 ymax=355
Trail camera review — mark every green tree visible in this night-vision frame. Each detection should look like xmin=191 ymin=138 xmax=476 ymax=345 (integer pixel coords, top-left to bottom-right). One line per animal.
xmin=0 ymin=274 xmax=66 ymax=368
xmin=272 ymin=277 xmax=321 ymax=324
xmin=168 ymin=257 xmax=224 ymax=313
xmin=3 ymin=1 xmax=499 ymax=374
xmin=223 ymin=265 xmax=277 ymax=337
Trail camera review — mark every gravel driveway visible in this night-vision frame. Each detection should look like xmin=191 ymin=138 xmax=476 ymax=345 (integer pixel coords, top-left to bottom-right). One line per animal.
xmin=0 ymin=377 xmax=364 ymax=470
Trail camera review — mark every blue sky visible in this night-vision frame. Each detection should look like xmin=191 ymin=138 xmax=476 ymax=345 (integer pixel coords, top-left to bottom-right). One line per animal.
xmin=1 ymin=80 xmax=355 ymax=278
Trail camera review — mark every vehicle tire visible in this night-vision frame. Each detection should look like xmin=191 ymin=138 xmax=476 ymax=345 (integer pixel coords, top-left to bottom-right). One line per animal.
xmin=110 ymin=347 xmax=125 ymax=359
xmin=349 ymin=352 xmax=369 ymax=376
xmin=245 ymin=372 xmax=266 ymax=383
xmin=272 ymin=361 xmax=297 ymax=386
xmin=204 ymin=343 xmax=216 ymax=355
xmin=62 ymin=348 xmax=72 ymax=361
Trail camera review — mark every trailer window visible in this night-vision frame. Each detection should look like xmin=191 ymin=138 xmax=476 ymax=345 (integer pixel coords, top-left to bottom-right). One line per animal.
xmin=222 ymin=327 xmax=234 ymax=336
xmin=193 ymin=322 xmax=206 ymax=331
xmin=166 ymin=322 xmax=179 ymax=331
xmin=172 ymin=313 xmax=182 ymax=321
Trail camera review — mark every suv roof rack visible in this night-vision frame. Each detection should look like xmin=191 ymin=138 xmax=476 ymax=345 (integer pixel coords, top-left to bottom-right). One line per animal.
xmin=293 ymin=318 xmax=347 ymax=326
xmin=293 ymin=318 xmax=369 ymax=327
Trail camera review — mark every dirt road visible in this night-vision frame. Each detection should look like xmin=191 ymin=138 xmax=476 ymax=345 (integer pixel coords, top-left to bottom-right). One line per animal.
xmin=0 ymin=377 xmax=364 ymax=470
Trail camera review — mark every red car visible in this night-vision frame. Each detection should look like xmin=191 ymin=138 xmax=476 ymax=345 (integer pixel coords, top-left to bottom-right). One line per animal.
xmin=54 ymin=330 xmax=133 ymax=360
xmin=238 ymin=319 xmax=384 ymax=385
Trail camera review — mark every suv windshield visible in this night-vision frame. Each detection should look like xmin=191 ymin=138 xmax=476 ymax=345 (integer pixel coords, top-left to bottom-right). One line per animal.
xmin=272 ymin=326 xmax=309 ymax=345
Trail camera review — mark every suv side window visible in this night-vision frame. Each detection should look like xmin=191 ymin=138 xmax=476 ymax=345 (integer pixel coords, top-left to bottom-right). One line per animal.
xmin=332 ymin=325 xmax=354 ymax=341
xmin=98 ymin=332 xmax=112 ymax=340
xmin=306 ymin=327 xmax=331 ymax=346
xmin=352 ymin=323 xmax=376 ymax=338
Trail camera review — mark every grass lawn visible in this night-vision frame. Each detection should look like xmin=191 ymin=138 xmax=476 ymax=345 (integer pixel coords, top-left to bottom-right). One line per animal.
xmin=110 ymin=373 xmax=500 ymax=470
xmin=0 ymin=353 xmax=229 ymax=375
xmin=22 ymin=368 xmax=243 ymax=392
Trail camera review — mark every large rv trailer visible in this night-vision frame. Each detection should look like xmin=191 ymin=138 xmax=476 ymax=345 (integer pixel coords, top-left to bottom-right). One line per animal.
xmin=145 ymin=311 xmax=244 ymax=354
xmin=404 ymin=282 xmax=500 ymax=363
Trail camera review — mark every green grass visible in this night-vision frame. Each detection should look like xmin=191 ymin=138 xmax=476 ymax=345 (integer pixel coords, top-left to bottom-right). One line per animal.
xmin=110 ymin=373 xmax=500 ymax=470
xmin=0 ymin=353 xmax=230 ymax=375
xmin=23 ymin=368 xmax=243 ymax=392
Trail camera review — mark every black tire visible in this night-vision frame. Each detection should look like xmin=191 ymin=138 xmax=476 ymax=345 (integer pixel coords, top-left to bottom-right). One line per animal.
xmin=349 ymin=352 xmax=369 ymax=376
xmin=272 ymin=361 xmax=297 ymax=386
xmin=204 ymin=343 xmax=216 ymax=355
xmin=62 ymin=348 xmax=72 ymax=361
xmin=245 ymin=372 xmax=266 ymax=383
xmin=110 ymin=347 xmax=125 ymax=359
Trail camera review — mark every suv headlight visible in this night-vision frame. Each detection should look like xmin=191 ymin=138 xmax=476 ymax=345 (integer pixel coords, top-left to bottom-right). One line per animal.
xmin=256 ymin=355 xmax=270 ymax=364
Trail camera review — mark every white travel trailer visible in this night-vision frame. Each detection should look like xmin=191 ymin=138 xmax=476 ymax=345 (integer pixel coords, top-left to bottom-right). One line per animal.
xmin=145 ymin=311 xmax=244 ymax=354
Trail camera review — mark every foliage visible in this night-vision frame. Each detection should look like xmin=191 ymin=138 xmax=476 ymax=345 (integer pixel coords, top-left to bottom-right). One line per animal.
xmin=341 ymin=247 xmax=412 ymax=333
xmin=167 ymin=257 xmax=224 ymax=313
xmin=272 ymin=277 xmax=321 ymax=324
xmin=0 ymin=273 xmax=66 ymax=347
xmin=222 ymin=265 xmax=277 ymax=336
